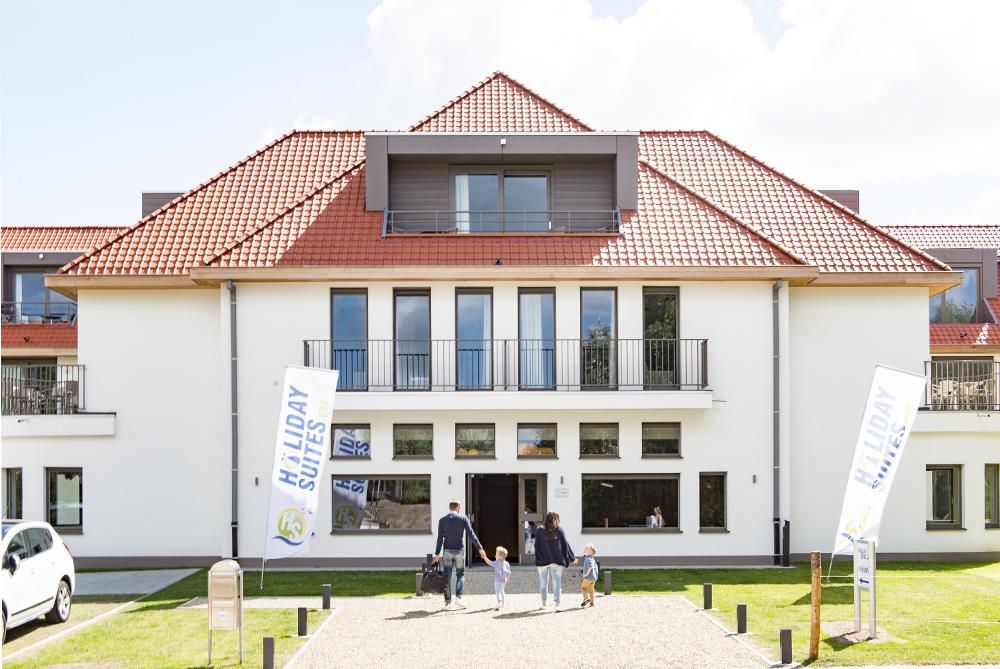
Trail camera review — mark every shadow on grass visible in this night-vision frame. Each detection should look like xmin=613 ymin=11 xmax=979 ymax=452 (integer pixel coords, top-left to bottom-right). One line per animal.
xmin=791 ymin=584 xmax=853 ymax=606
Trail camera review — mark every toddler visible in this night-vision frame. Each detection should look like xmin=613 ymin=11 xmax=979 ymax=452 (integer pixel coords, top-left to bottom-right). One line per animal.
xmin=484 ymin=545 xmax=512 ymax=609
xmin=579 ymin=543 xmax=599 ymax=607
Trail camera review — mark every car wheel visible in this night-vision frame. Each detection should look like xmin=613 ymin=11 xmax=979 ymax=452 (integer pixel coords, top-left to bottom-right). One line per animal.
xmin=46 ymin=580 xmax=71 ymax=623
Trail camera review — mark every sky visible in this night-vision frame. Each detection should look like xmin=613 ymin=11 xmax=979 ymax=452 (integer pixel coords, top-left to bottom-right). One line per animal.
xmin=2 ymin=0 xmax=998 ymax=230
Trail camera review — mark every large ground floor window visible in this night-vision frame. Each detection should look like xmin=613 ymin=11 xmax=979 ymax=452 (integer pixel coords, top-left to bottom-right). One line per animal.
xmin=331 ymin=476 xmax=430 ymax=532
xmin=926 ymin=465 xmax=962 ymax=530
xmin=46 ymin=468 xmax=82 ymax=531
xmin=582 ymin=475 xmax=679 ymax=529
xmin=986 ymin=464 xmax=999 ymax=529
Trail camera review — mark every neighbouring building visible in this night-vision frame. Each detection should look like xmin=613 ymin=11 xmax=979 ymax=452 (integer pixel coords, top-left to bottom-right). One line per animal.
xmin=1 ymin=72 xmax=997 ymax=567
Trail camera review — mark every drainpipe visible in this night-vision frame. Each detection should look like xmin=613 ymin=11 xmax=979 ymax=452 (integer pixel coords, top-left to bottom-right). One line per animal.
xmin=772 ymin=279 xmax=782 ymax=565
xmin=228 ymin=280 xmax=239 ymax=559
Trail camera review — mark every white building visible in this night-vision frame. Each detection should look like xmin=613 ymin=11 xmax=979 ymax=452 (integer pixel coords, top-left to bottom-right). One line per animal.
xmin=2 ymin=73 xmax=997 ymax=567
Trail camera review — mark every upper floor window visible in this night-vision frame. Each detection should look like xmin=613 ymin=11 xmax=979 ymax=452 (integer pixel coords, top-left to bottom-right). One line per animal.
xmin=930 ymin=267 xmax=979 ymax=323
xmin=331 ymin=290 xmax=367 ymax=390
xmin=454 ymin=169 xmax=549 ymax=233
xmin=3 ymin=269 xmax=76 ymax=323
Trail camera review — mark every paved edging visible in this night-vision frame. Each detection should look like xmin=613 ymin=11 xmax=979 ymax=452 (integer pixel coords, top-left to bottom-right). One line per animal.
xmin=677 ymin=595 xmax=789 ymax=668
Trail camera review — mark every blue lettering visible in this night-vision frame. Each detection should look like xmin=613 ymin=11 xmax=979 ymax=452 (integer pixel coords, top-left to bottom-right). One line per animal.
xmin=278 ymin=469 xmax=298 ymax=486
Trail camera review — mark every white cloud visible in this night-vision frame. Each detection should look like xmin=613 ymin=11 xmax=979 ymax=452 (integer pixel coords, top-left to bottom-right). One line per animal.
xmin=343 ymin=0 xmax=1000 ymax=226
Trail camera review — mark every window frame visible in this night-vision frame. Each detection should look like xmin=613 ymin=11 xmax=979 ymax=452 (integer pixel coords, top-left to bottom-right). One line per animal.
xmin=578 ymin=422 xmax=620 ymax=458
xmin=517 ymin=287 xmax=557 ymax=390
xmin=698 ymin=472 xmax=728 ymax=532
xmin=986 ymin=463 xmax=999 ymax=529
xmin=330 ymin=474 xmax=432 ymax=535
xmin=455 ymin=423 xmax=496 ymax=459
xmin=929 ymin=265 xmax=981 ymax=324
xmin=516 ymin=423 xmax=558 ymax=459
xmin=449 ymin=165 xmax=553 ymax=218
xmin=45 ymin=467 xmax=83 ymax=533
xmin=392 ymin=423 xmax=434 ymax=460
xmin=393 ymin=288 xmax=432 ymax=391
xmin=580 ymin=473 xmax=681 ymax=532
xmin=925 ymin=464 xmax=963 ymax=530
xmin=330 ymin=288 xmax=368 ymax=391
xmin=330 ymin=424 xmax=372 ymax=460
xmin=454 ymin=288 xmax=494 ymax=391
xmin=3 ymin=467 xmax=23 ymax=519
xmin=641 ymin=422 xmax=682 ymax=458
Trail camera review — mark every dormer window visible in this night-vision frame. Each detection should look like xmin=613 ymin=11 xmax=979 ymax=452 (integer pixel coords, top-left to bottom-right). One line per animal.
xmin=453 ymin=169 xmax=550 ymax=233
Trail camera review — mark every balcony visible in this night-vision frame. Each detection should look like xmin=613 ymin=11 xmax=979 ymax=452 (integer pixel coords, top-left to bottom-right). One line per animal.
xmin=304 ymin=338 xmax=708 ymax=393
xmin=1 ymin=301 xmax=77 ymax=324
xmin=925 ymin=360 xmax=999 ymax=411
xmin=384 ymin=210 xmax=620 ymax=235
xmin=1 ymin=364 xmax=85 ymax=415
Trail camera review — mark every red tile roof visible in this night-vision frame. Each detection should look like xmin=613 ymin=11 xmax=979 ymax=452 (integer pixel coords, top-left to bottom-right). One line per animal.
xmin=883 ymin=224 xmax=1000 ymax=253
xmin=2 ymin=226 xmax=124 ymax=252
xmin=58 ymin=72 xmax=947 ymax=277
xmin=930 ymin=323 xmax=1000 ymax=347
xmin=1 ymin=323 xmax=77 ymax=350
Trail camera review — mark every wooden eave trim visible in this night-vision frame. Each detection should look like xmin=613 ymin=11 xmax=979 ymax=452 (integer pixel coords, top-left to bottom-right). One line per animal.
xmin=1 ymin=347 xmax=77 ymax=357
xmin=930 ymin=344 xmax=1000 ymax=354
xmin=188 ymin=265 xmax=820 ymax=283
xmin=809 ymin=271 xmax=962 ymax=295
xmin=45 ymin=274 xmax=205 ymax=298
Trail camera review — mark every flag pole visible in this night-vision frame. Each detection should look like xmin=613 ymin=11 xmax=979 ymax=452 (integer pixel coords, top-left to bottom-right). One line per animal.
xmin=260 ymin=557 xmax=266 ymax=590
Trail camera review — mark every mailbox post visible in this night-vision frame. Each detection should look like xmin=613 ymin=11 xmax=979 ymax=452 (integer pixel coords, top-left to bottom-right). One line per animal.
xmin=208 ymin=559 xmax=244 ymax=665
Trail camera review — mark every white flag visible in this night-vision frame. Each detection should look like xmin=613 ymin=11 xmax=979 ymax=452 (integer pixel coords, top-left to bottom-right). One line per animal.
xmin=263 ymin=366 xmax=338 ymax=560
xmin=832 ymin=365 xmax=925 ymax=555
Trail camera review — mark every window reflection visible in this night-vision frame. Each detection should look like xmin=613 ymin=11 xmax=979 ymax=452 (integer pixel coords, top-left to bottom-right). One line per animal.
xmin=930 ymin=268 xmax=978 ymax=323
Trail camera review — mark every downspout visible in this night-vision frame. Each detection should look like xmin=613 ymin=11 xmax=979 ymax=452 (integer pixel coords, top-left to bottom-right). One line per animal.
xmin=772 ymin=279 xmax=782 ymax=565
xmin=228 ymin=280 xmax=239 ymax=559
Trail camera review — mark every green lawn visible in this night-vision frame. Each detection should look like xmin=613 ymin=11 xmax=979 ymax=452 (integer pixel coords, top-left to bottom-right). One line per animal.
xmin=3 ymin=595 xmax=133 ymax=656
xmin=613 ymin=561 xmax=1000 ymax=665
xmin=9 ymin=563 xmax=997 ymax=667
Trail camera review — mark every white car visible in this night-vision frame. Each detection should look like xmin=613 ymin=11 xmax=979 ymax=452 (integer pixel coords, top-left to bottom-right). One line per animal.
xmin=1 ymin=520 xmax=76 ymax=643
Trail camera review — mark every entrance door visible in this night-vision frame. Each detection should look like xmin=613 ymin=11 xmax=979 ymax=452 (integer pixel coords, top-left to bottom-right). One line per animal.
xmin=518 ymin=474 xmax=547 ymax=565
xmin=467 ymin=474 xmax=519 ymax=565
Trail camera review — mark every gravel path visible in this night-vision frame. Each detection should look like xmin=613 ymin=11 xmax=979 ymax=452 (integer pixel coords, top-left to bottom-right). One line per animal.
xmin=291 ymin=594 xmax=767 ymax=669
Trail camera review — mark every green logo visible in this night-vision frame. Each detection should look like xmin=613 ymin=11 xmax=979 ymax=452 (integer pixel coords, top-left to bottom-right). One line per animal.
xmin=274 ymin=508 xmax=307 ymax=546
xmin=334 ymin=504 xmax=361 ymax=528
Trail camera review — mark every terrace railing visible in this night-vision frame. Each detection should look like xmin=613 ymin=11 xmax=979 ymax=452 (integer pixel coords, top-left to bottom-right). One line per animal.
xmin=925 ymin=360 xmax=1000 ymax=411
xmin=1 ymin=301 xmax=78 ymax=324
xmin=304 ymin=338 xmax=708 ymax=392
xmin=1 ymin=363 xmax=86 ymax=415
xmin=385 ymin=210 xmax=620 ymax=235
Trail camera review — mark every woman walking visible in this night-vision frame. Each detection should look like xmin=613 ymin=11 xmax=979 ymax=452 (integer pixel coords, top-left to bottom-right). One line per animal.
xmin=533 ymin=511 xmax=576 ymax=610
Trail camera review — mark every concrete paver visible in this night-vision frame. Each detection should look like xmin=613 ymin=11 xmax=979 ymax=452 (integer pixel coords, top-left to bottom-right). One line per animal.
xmin=74 ymin=568 xmax=198 ymax=595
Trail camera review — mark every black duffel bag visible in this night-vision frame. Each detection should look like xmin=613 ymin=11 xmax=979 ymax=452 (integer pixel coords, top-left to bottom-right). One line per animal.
xmin=420 ymin=566 xmax=448 ymax=594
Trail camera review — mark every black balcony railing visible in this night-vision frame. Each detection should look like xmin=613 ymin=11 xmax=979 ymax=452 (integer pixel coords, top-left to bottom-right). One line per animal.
xmin=385 ymin=210 xmax=620 ymax=234
xmin=925 ymin=360 xmax=1000 ymax=411
xmin=1 ymin=301 xmax=77 ymax=324
xmin=1 ymin=364 xmax=85 ymax=415
xmin=304 ymin=338 xmax=708 ymax=392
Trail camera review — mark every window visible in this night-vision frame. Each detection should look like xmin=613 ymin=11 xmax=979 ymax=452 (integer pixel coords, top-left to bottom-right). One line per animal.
xmin=453 ymin=169 xmax=549 ymax=233
xmin=581 ymin=288 xmax=616 ymax=388
xmin=25 ymin=528 xmax=52 ymax=556
xmin=930 ymin=267 xmax=979 ymax=323
xmin=46 ymin=468 xmax=83 ymax=530
xmin=456 ymin=289 xmax=492 ymax=389
xmin=5 ymin=269 xmax=76 ymax=323
xmin=579 ymin=423 xmax=619 ymax=457
xmin=3 ymin=468 xmax=22 ymax=519
xmin=582 ymin=475 xmax=679 ymax=529
xmin=519 ymin=289 xmax=555 ymax=389
xmin=517 ymin=424 xmax=557 ymax=458
xmin=643 ymin=287 xmax=679 ymax=387
xmin=699 ymin=473 xmax=727 ymax=530
xmin=642 ymin=423 xmax=681 ymax=457
xmin=986 ymin=464 xmax=999 ymax=528
xmin=395 ymin=290 xmax=431 ymax=390
xmin=4 ymin=530 xmax=28 ymax=562
xmin=926 ymin=465 xmax=962 ymax=529
xmin=331 ymin=425 xmax=371 ymax=459
xmin=331 ymin=476 xmax=431 ymax=532
xmin=456 ymin=424 xmax=495 ymax=458
xmin=393 ymin=424 xmax=433 ymax=458
xmin=331 ymin=290 xmax=367 ymax=390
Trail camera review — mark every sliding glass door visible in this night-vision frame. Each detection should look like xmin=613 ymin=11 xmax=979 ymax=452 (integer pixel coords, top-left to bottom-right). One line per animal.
xmin=581 ymin=288 xmax=616 ymax=388
xmin=395 ymin=290 xmax=431 ymax=390
xmin=456 ymin=289 xmax=492 ymax=389
xmin=454 ymin=173 xmax=499 ymax=232
xmin=519 ymin=289 xmax=555 ymax=389
xmin=331 ymin=290 xmax=367 ymax=390
xmin=643 ymin=287 xmax=678 ymax=388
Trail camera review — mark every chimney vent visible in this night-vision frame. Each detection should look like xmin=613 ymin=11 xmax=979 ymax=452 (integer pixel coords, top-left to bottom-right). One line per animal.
xmin=819 ymin=189 xmax=860 ymax=213
xmin=142 ymin=192 xmax=183 ymax=217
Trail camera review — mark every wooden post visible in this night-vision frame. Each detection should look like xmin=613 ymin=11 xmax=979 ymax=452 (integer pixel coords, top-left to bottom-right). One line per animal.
xmin=809 ymin=550 xmax=822 ymax=661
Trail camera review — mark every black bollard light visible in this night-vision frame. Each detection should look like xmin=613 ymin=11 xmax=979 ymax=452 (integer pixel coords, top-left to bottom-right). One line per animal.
xmin=298 ymin=607 xmax=308 ymax=637
xmin=603 ymin=570 xmax=613 ymax=596
xmin=322 ymin=584 xmax=331 ymax=610
xmin=415 ymin=572 xmax=423 ymax=597
xmin=703 ymin=583 xmax=713 ymax=609
xmin=263 ymin=636 xmax=275 ymax=669
xmin=736 ymin=604 xmax=747 ymax=634
xmin=779 ymin=628 xmax=792 ymax=664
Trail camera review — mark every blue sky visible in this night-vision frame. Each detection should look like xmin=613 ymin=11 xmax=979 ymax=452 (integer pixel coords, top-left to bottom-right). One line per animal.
xmin=2 ymin=1 xmax=997 ymax=230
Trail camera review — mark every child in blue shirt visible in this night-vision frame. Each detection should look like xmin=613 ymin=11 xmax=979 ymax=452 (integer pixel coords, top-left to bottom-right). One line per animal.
xmin=579 ymin=543 xmax=599 ymax=607
xmin=484 ymin=545 xmax=512 ymax=610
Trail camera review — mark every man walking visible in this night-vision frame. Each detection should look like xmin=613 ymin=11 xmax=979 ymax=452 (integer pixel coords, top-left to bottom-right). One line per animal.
xmin=433 ymin=500 xmax=487 ymax=609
